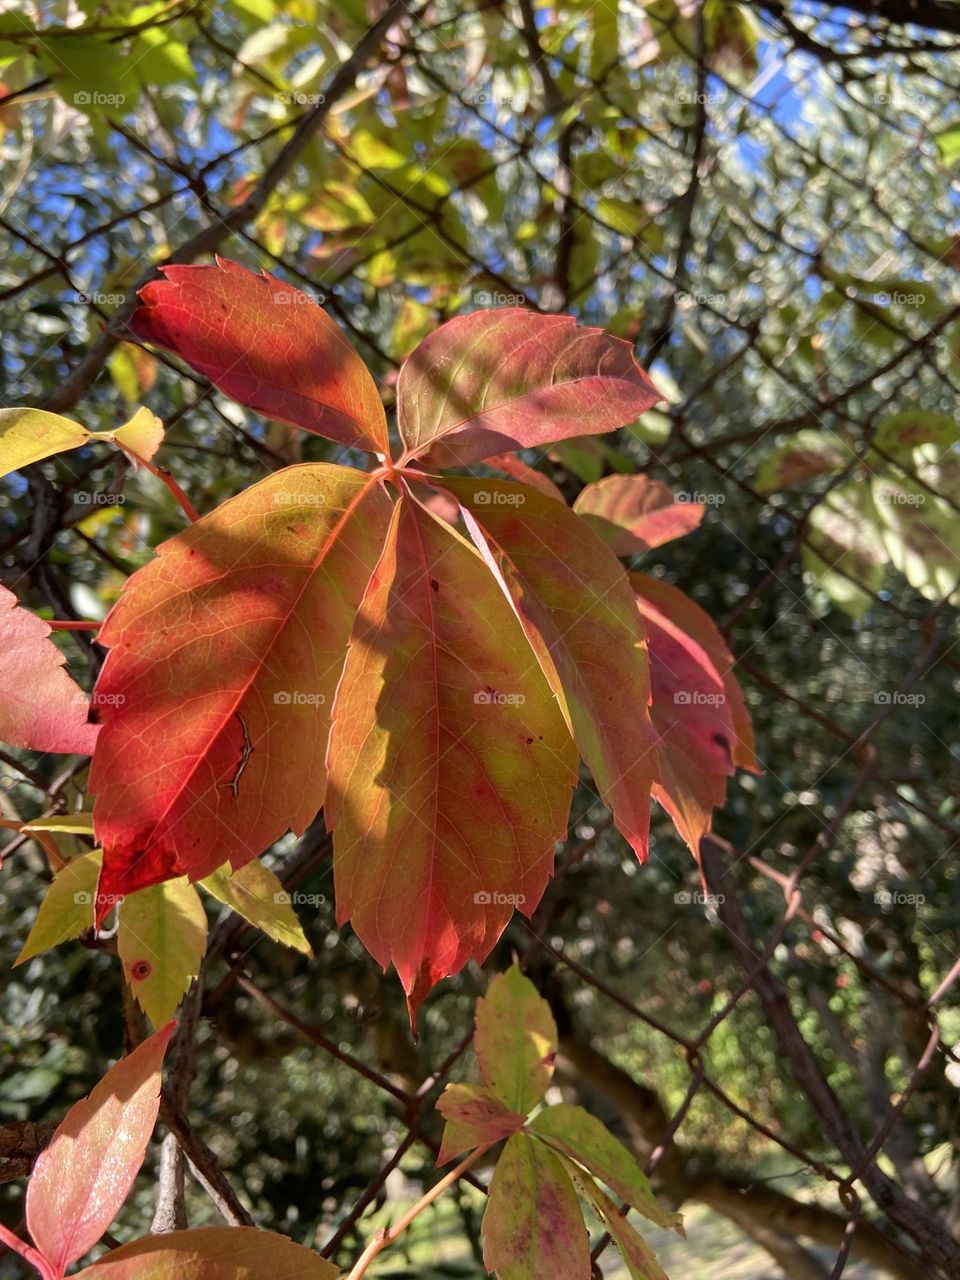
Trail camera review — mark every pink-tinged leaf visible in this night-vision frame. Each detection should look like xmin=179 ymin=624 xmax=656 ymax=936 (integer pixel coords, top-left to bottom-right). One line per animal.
xmin=573 ymin=474 xmax=703 ymax=556
xmin=26 ymin=1023 xmax=175 ymax=1278
xmin=632 ymin=573 xmax=757 ymax=858
xmin=0 ymin=586 xmax=98 ymax=756
xmin=474 ymin=966 xmax=557 ymax=1116
xmin=436 ymin=1084 xmax=526 ymax=1164
xmin=90 ymin=465 xmax=392 ymax=911
xmin=482 ymin=1133 xmax=590 ymax=1280
xmin=528 ymin=1104 xmax=681 ymax=1233
xmin=130 ymin=257 xmax=389 ymax=456
xmin=440 ymin=478 xmax=660 ymax=864
xmin=75 ymin=1226 xmax=338 ymax=1279
xmin=555 ymin=1154 xmax=671 ymax=1280
xmin=325 ymin=496 xmax=577 ymax=1019
xmin=396 ymin=310 xmax=662 ymax=469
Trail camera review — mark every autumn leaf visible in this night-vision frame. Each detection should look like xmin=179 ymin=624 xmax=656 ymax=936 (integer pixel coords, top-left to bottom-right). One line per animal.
xmin=482 ymin=1133 xmax=590 ymax=1280
xmin=90 ymin=465 xmax=392 ymax=910
xmin=325 ymin=496 xmax=577 ymax=1018
xmin=436 ymin=1084 xmax=526 ymax=1163
xmin=441 ymin=478 xmax=660 ymax=863
xmin=201 ymin=861 xmax=312 ymax=955
xmin=396 ymin=309 xmax=662 ymax=469
xmin=556 ymin=1154 xmax=671 ymax=1280
xmin=118 ymin=878 xmax=208 ymax=1025
xmin=15 ymin=850 xmax=102 ymax=965
xmin=572 ymin=474 xmax=703 ymax=555
xmin=632 ymin=573 xmax=757 ymax=856
xmin=528 ymin=1104 xmax=681 ymax=1233
xmin=75 ymin=1226 xmax=338 ymax=1279
xmin=26 ymin=1023 xmax=174 ymax=1278
xmin=0 ymin=585 xmax=99 ymax=756
xmin=474 ymin=965 xmax=557 ymax=1116
xmin=0 ymin=406 xmax=163 ymax=478
xmin=130 ymin=257 xmax=389 ymax=455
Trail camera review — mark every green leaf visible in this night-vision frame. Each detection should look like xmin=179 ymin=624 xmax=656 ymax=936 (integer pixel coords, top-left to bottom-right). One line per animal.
xmin=474 ymin=966 xmax=557 ymax=1116
xmin=118 ymin=879 xmax=208 ymax=1025
xmin=755 ymin=429 xmax=854 ymax=494
xmin=0 ymin=405 xmax=163 ymax=478
xmin=555 ymin=1153 xmax=671 ymax=1280
xmin=803 ymin=483 xmax=886 ymax=618
xmin=15 ymin=850 xmax=102 ymax=964
xmin=482 ymin=1133 xmax=590 ymax=1280
xmin=436 ymin=1083 xmax=526 ymax=1163
xmin=200 ymin=862 xmax=312 ymax=955
xmin=528 ymin=1104 xmax=681 ymax=1233
xmin=872 ymin=411 xmax=959 ymax=460
xmin=934 ymin=129 xmax=960 ymax=165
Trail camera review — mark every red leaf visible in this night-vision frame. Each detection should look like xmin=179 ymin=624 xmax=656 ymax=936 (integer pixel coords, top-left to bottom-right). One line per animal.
xmin=484 ymin=452 xmax=566 ymax=502
xmin=325 ymin=495 xmax=577 ymax=1019
xmin=396 ymin=310 xmax=662 ymax=469
xmin=0 ymin=586 xmax=98 ymax=756
xmin=26 ymin=1024 xmax=174 ymax=1278
xmin=441 ymin=478 xmax=660 ymax=864
xmin=90 ymin=465 xmax=392 ymax=910
xmin=130 ymin=257 xmax=389 ymax=456
xmin=573 ymin=474 xmax=703 ymax=555
xmin=632 ymin=573 xmax=757 ymax=857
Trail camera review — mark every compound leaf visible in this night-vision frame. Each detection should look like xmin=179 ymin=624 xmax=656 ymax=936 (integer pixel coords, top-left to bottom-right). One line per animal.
xmin=474 ymin=965 xmax=557 ymax=1116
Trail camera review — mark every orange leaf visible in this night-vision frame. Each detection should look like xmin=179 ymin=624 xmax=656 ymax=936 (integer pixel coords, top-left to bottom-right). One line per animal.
xmin=131 ymin=258 xmax=389 ymax=456
xmin=573 ymin=474 xmax=703 ymax=555
xmin=325 ymin=495 xmax=577 ymax=1020
xmin=396 ymin=310 xmax=662 ymax=469
xmin=441 ymin=478 xmax=660 ymax=863
xmin=90 ymin=465 xmax=392 ymax=908
xmin=26 ymin=1024 xmax=174 ymax=1278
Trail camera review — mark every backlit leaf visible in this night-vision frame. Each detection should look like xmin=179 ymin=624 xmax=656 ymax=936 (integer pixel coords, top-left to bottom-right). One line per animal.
xmin=396 ymin=310 xmax=662 ymax=469
xmin=573 ymin=474 xmax=703 ymax=554
xmin=482 ymin=1133 xmax=590 ymax=1280
xmin=90 ymin=465 xmax=392 ymax=909
xmin=436 ymin=1084 xmax=526 ymax=1163
xmin=555 ymin=1154 xmax=671 ymax=1280
xmin=474 ymin=965 xmax=557 ymax=1116
xmin=130 ymin=258 xmax=389 ymax=455
xmin=442 ymin=478 xmax=660 ymax=864
xmin=0 ymin=406 xmax=163 ymax=478
xmin=325 ymin=496 xmax=576 ymax=1018
xmin=528 ymin=1104 xmax=681 ymax=1232
xmin=754 ymin=429 xmax=854 ymax=494
xmin=26 ymin=1023 xmax=174 ymax=1277
xmin=201 ymin=861 xmax=312 ymax=955
xmin=15 ymin=850 xmax=102 ymax=965
xmin=632 ymin=573 xmax=756 ymax=857
xmin=0 ymin=584 xmax=99 ymax=756
xmin=75 ymin=1226 xmax=337 ymax=1279
xmin=118 ymin=878 xmax=208 ymax=1026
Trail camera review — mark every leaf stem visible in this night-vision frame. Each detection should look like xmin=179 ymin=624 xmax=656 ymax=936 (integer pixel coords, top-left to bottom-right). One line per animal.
xmin=123 ymin=448 xmax=200 ymax=522
xmin=0 ymin=1223 xmax=55 ymax=1280
xmin=344 ymin=1142 xmax=493 ymax=1280
xmin=46 ymin=619 xmax=101 ymax=631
